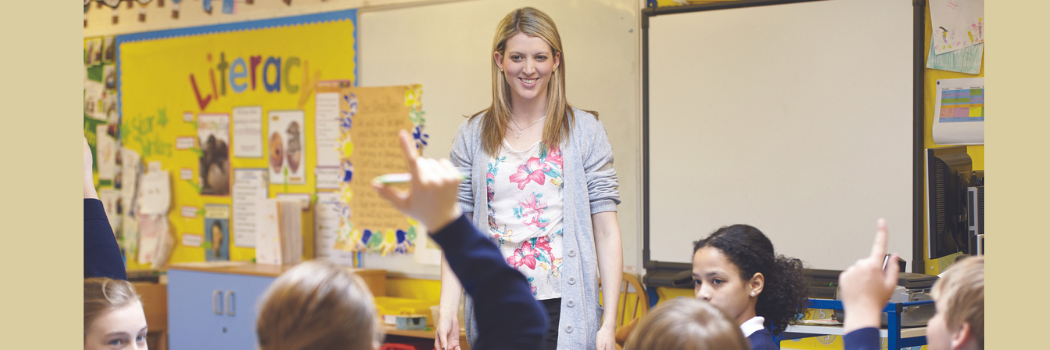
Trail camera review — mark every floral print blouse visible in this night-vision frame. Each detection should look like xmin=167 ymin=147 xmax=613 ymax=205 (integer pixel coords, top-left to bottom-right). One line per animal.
xmin=487 ymin=140 xmax=565 ymax=299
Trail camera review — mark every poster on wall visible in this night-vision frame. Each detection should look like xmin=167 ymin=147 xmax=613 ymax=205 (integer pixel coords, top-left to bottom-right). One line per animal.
xmin=932 ymin=78 xmax=984 ymax=145
xmin=197 ymin=113 xmax=231 ymax=195
xmin=268 ymin=110 xmax=306 ymax=185
xmin=203 ymin=204 xmax=231 ymax=261
xmin=331 ymin=84 xmax=426 ymax=256
xmin=116 ymin=8 xmax=357 ymax=266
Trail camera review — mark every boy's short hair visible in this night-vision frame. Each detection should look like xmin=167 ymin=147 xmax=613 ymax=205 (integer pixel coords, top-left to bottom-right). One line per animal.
xmin=624 ymin=298 xmax=749 ymax=350
xmin=256 ymin=260 xmax=384 ymax=350
xmin=931 ymin=256 xmax=984 ymax=349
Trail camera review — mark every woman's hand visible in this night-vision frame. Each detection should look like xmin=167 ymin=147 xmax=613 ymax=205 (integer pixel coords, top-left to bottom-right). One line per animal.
xmin=434 ymin=307 xmax=461 ymax=350
xmin=596 ymin=324 xmax=617 ymax=350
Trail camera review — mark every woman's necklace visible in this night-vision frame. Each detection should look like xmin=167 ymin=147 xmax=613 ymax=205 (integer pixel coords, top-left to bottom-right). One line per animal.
xmin=510 ymin=115 xmax=546 ymax=139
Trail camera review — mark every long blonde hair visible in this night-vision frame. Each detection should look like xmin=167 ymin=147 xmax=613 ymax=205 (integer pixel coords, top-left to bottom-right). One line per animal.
xmin=84 ymin=278 xmax=141 ymax=337
xmin=474 ymin=7 xmax=596 ymax=156
xmin=256 ymin=260 xmax=384 ymax=350
xmin=624 ymin=298 xmax=749 ymax=350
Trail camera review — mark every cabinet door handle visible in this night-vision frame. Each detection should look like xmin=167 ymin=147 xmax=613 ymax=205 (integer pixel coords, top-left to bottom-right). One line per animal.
xmin=213 ymin=289 xmax=223 ymax=315
xmin=225 ymin=290 xmax=236 ymax=316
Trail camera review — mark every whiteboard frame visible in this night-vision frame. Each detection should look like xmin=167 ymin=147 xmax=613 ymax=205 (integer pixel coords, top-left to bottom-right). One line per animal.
xmin=640 ymin=0 xmax=926 ymax=276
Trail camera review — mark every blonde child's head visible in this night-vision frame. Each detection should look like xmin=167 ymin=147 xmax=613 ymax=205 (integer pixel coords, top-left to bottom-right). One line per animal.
xmin=256 ymin=260 xmax=384 ymax=350
xmin=84 ymin=278 xmax=147 ymax=350
xmin=625 ymin=298 xmax=749 ymax=350
xmin=928 ymin=256 xmax=984 ymax=350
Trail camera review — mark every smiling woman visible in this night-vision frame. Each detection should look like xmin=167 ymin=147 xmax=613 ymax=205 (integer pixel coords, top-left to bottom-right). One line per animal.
xmin=439 ymin=7 xmax=625 ymax=350
xmin=84 ymin=278 xmax=148 ymax=350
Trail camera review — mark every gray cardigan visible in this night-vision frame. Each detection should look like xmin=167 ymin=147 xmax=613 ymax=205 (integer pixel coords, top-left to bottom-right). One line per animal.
xmin=450 ymin=108 xmax=620 ymax=349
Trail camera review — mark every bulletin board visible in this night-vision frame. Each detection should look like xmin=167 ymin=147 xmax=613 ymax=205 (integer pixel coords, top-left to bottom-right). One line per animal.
xmin=116 ymin=9 xmax=358 ymax=269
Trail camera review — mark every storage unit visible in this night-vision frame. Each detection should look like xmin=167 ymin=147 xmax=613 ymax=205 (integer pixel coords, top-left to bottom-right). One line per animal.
xmin=168 ymin=263 xmax=385 ymax=349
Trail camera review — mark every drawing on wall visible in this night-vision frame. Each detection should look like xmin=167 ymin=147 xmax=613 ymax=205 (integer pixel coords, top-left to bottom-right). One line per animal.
xmin=930 ymin=0 xmax=984 ymax=55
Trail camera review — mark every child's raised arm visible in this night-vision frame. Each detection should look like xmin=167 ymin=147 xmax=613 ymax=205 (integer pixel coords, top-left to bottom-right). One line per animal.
xmin=838 ymin=219 xmax=900 ymax=350
xmin=373 ymin=130 xmax=549 ymax=350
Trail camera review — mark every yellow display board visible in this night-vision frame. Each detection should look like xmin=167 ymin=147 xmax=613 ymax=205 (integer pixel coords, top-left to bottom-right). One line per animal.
xmin=117 ymin=10 xmax=357 ymax=269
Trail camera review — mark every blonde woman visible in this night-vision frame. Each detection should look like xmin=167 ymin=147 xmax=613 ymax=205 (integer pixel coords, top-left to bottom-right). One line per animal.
xmin=624 ymin=298 xmax=749 ymax=350
xmin=84 ymin=278 xmax=148 ymax=350
xmin=442 ymin=7 xmax=623 ymax=350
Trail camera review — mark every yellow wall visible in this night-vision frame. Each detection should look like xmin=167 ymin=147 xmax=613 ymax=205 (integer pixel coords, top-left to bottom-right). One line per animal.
xmin=921 ymin=3 xmax=985 ymax=275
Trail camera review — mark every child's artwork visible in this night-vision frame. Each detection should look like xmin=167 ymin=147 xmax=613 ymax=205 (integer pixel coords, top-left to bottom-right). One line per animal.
xmin=203 ymin=204 xmax=231 ymax=261
xmin=96 ymin=125 xmax=118 ymax=181
xmin=926 ymin=36 xmax=982 ymax=75
xmin=331 ymin=84 xmax=425 ymax=256
xmin=930 ymin=0 xmax=983 ymax=55
xmin=137 ymin=170 xmax=171 ymax=215
xmin=103 ymin=65 xmax=117 ymax=90
xmin=84 ymin=37 xmax=102 ymax=66
xmin=136 ymin=214 xmax=168 ymax=264
xmin=268 ymin=110 xmax=306 ymax=184
xmin=198 ymin=113 xmax=231 ymax=196
xmin=84 ymin=80 xmax=106 ymax=121
xmin=102 ymin=36 xmax=116 ymax=64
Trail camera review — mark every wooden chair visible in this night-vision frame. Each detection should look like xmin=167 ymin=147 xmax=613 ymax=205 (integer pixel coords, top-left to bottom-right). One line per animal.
xmin=612 ymin=273 xmax=649 ymax=348
xmin=132 ymin=281 xmax=168 ymax=350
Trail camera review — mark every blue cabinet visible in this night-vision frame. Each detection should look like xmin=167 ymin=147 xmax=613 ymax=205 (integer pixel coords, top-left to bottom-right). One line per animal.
xmin=168 ymin=263 xmax=385 ymax=350
xmin=168 ymin=268 xmax=275 ymax=350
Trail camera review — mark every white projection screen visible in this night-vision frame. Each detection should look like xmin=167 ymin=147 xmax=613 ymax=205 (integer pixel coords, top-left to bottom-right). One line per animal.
xmin=644 ymin=0 xmax=918 ymax=271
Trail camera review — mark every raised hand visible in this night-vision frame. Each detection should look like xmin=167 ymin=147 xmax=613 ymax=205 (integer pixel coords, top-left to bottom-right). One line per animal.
xmin=372 ymin=129 xmax=463 ymax=232
xmin=839 ymin=219 xmax=900 ymax=332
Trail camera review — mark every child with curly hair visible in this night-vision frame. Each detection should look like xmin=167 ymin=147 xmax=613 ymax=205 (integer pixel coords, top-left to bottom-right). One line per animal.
xmin=691 ymin=225 xmax=809 ymax=350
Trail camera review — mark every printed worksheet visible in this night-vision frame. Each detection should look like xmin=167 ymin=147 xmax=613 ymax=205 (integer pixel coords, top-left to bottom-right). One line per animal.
xmin=932 ymin=78 xmax=984 ymax=145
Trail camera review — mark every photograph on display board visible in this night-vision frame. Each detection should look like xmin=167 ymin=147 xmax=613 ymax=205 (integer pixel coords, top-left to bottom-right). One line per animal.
xmin=204 ymin=205 xmax=231 ymax=261
xmin=198 ymin=113 xmax=231 ymax=196
xmin=268 ymin=110 xmax=306 ymax=184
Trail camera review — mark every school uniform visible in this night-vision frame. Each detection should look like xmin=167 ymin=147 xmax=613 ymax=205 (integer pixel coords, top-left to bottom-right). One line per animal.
xmin=432 ymin=214 xmax=549 ymax=350
xmin=741 ymin=316 xmax=778 ymax=350
xmin=843 ymin=327 xmax=881 ymax=350
xmin=84 ymin=198 xmax=127 ymax=280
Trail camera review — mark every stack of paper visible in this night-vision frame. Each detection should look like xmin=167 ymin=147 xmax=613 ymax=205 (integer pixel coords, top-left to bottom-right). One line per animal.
xmin=280 ymin=200 xmax=303 ymax=265
xmin=255 ymin=199 xmax=303 ymax=265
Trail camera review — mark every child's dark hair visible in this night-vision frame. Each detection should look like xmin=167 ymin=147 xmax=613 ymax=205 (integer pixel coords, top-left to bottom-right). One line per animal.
xmin=693 ymin=224 xmax=809 ymax=335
